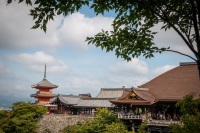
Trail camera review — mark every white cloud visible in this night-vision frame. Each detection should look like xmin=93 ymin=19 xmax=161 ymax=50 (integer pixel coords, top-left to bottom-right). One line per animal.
xmin=105 ymin=76 xmax=149 ymax=88
xmin=7 ymin=51 xmax=69 ymax=73
xmin=0 ymin=1 xmax=190 ymax=103
xmin=0 ymin=63 xmax=10 ymax=74
xmin=15 ymin=85 xmax=26 ymax=91
xmin=8 ymin=51 xmax=55 ymax=65
xmin=57 ymin=12 xmax=114 ymax=50
xmin=152 ymin=23 xmax=193 ymax=56
xmin=106 ymin=59 xmax=178 ymax=87
xmin=0 ymin=1 xmax=114 ymax=51
xmin=69 ymin=77 xmax=102 ymax=89
xmin=103 ymin=59 xmax=150 ymax=88
xmin=108 ymin=59 xmax=149 ymax=76
xmin=0 ymin=1 xmax=193 ymax=57
xmin=152 ymin=65 xmax=176 ymax=76
xmin=0 ymin=1 xmax=61 ymax=49
xmin=56 ymin=77 xmax=102 ymax=96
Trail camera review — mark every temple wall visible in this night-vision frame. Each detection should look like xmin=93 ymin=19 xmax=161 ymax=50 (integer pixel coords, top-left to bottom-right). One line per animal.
xmin=37 ymin=114 xmax=93 ymax=133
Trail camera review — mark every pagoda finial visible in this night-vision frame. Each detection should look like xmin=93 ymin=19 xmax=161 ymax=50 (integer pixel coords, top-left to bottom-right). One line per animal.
xmin=44 ymin=63 xmax=46 ymax=79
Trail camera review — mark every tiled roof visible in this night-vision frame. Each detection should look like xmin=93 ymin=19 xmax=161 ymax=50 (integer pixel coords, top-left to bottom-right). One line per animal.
xmin=32 ymin=79 xmax=58 ymax=88
xmin=110 ymin=99 xmax=151 ymax=105
xmin=133 ymin=89 xmax=156 ymax=104
xmin=30 ymin=93 xmax=57 ymax=98
xmin=110 ymin=89 xmax=155 ymax=105
xmin=139 ymin=62 xmax=200 ymax=101
xmin=52 ymin=94 xmax=81 ymax=105
xmin=117 ymin=91 xmax=130 ymax=100
xmin=79 ymin=93 xmax=91 ymax=98
xmin=74 ymin=98 xmax=114 ymax=108
xmin=96 ymin=88 xmax=131 ymax=98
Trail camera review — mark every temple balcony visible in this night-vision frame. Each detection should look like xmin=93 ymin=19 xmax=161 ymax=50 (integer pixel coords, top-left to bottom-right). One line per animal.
xmin=118 ymin=113 xmax=142 ymax=120
xmin=30 ymin=93 xmax=56 ymax=98
xmin=147 ymin=119 xmax=180 ymax=126
xmin=36 ymin=91 xmax=52 ymax=94
xmin=35 ymin=100 xmax=51 ymax=105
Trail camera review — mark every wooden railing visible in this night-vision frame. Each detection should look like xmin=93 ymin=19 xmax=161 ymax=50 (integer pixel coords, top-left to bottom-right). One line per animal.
xmin=118 ymin=113 xmax=142 ymax=119
xmin=37 ymin=91 xmax=52 ymax=94
xmin=147 ymin=119 xmax=180 ymax=126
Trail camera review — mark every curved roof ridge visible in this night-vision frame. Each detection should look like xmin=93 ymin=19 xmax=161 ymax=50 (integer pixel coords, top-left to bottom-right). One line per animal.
xmin=138 ymin=66 xmax=178 ymax=88
xmin=139 ymin=63 xmax=200 ymax=100
xmin=57 ymin=94 xmax=81 ymax=105
xmin=82 ymin=98 xmax=115 ymax=100
xmin=96 ymin=88 xmax=129 ymax=98
xmin=32 ymin=78 xmax=58 ymax=88
xmin=133 ymin=89 xmax=156 ymax=104
xmin=101 ymin=88 xmax=131 ymax=91
xmin=59 ymin=94 xmax=80 ymax=98
xmin=74 ymin=98 xmax=113 ymax=108
xmin=58 ymin=94 xmax=68 ymax=104
xmin=117 ymin=90 xmax=130 ymax=100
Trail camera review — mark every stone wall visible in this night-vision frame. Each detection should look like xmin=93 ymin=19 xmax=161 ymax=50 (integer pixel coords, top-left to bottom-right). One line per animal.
xmin=37 ymin=114 xmax=93 ymax=133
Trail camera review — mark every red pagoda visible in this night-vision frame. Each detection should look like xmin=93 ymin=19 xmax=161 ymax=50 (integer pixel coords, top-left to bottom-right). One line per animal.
xmin=31 ymin=64 xmax=58 ymax=106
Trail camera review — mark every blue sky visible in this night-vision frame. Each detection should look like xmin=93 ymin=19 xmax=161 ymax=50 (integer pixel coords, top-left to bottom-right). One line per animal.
xmin=0 ymin=1 xmax=193 ymax=106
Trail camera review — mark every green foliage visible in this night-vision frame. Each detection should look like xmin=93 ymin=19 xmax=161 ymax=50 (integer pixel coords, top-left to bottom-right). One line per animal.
xmin=171 ymin=93 xmax=200 ymax=133
xmin=60 ymin=108 xmax=128 ymax=133
xmin=0 ymin=110 xmax=9 ymax=133
xmin=95 ymin=108 xmax=118 ymax=124
xmin=0 ymin=101 xmax=47 ymax=133
xmin=137 ymin=122 xmax=148 ymax=133
xmin=105 ymin=122 xmax=128 ymax=133
xmin=7 ymin=0 xmax=89 ymax=33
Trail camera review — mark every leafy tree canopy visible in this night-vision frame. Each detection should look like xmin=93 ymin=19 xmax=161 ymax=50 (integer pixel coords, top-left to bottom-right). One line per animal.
xmin=171 ymin=93 xmax=200 ymax=133
xmin=60 ymin=108 xmax=128 ymax=133
xmin=0 ymin=101 xmax=47 ymax=133
xmin=7 ymin=0 xmax=200 ymax=75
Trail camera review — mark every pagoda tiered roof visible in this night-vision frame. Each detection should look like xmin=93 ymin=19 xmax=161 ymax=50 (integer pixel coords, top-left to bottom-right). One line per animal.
xmin=32 ymin=64 xmax=58 ymax=89
xmin=32 ymin=79 xmax=58 ymax=89
xmin=31 ymin=64 xmax=58 ymax=105
xmin=30 ymin=93 xmax=57 ymax=98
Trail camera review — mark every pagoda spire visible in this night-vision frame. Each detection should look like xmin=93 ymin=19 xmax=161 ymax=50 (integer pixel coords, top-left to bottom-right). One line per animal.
xmin=44 ymin=63 xmax=46 ymax=79
xmin=31 ymin=63 xmax=58 ymax=106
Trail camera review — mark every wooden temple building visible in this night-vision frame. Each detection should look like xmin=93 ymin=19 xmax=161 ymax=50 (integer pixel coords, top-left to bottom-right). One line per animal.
xmin=31 ymin=62 xmax=200 ymax=132
xmin=51 ymin=88 xmax=129 ymax=115
xmin=110 ymin=62 xmax=200 ymax=132
xmin=30 ymin=64 xmax=58 ymax=113
xmin=51 ymin=94 xmax=91 ymax=114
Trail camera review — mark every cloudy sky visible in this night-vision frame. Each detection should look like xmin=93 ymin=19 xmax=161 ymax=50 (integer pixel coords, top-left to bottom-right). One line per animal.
xmin=0 ymin=1 xmax=194 ymax=106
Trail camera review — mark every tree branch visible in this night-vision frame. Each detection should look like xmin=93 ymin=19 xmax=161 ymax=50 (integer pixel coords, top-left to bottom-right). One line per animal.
xmin=164 ymin=49 xmax=197 ymax=61
xmin=190 ymin=0 xmax=200 ymax=58
xmin=154 ymin=2 xmax=199 ymax=57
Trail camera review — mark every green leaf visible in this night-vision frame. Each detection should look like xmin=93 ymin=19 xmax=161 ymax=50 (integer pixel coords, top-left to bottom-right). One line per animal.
xmin=25 ymin=0 xmax=32 ymax=5
xmin=7 ymin=0 xmax=13 ymax=4
xmin=31 ymin=24 xmax=40 ymax=29
xmin=18 ymin=0 xmax=23 ymax=3
xmin=34 ymin=0 xmax=40 ymax=4
xmin=57 ymin=10 xmax=62 ymax=15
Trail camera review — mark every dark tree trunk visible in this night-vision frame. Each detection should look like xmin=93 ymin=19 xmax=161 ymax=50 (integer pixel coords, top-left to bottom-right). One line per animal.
xmin=197 ymin=59 xmax=200 ymax=79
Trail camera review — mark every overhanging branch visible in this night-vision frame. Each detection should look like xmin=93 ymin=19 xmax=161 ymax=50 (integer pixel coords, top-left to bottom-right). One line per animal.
xmin=139 ymin=0 xmax=199 ymax=57
xmin=164 ymin=49 xmax=197 ymax=61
